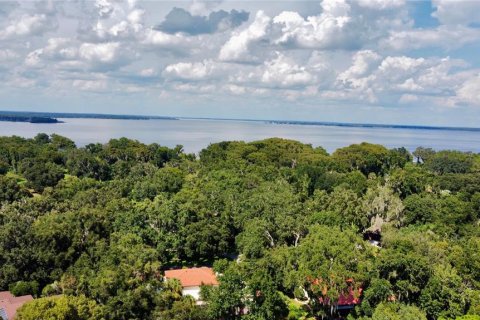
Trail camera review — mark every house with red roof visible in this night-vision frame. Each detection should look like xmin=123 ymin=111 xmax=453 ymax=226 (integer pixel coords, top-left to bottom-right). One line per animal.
xmin=308 ymin=277 xmax=362 ymax=316
xmin=336 ymin=286 xmax=363 ymax=311
xmin=0 ymin=291 xmax=33 ymax=320
xmin=164 ymin=267 xmax=219 ymax=303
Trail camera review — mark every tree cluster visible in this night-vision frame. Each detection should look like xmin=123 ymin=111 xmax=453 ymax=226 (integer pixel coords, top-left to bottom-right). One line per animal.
xmin=0 ymin=134 xmax=479 ymax=319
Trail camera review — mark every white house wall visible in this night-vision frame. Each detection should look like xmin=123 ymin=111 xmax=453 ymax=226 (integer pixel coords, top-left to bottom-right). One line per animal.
xmin=182 ymin=286 xmax=201 ymax=300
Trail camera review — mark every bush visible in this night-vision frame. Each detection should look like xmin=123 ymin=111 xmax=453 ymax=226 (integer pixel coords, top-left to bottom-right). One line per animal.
xmin=9 ymin=280 xmax=39 ymax=297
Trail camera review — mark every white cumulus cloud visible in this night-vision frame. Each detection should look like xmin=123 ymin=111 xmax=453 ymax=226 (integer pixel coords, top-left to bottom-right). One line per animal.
xmin=219 ymin=10 xmax=271 ymax=62
xmin=272 ymin=1 xmax=357 ymax=50
xmin=338 ymin=50 xmax=381 ymax=88
xmin=356 ymin=0 xmax=405 ymax=10
xmin=432 ymin=0 xmax=480 ymax=25
xmin=382 ymin=25 xmax=480 ymax=51
xmin=457 ymin=76 xmax=480 ymax=107
xmin=0 ymin=13 xmax=56 ymax=40
xmin=164 ymin=60 xmax=218 ymax=81
xmin=261 ymin=52 xmax=315 ymax=88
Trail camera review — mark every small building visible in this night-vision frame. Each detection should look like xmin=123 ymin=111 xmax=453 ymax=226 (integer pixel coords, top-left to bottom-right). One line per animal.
xmin=311 ymin=278 xmax=362 ymax=317
xmin=164 ymin=267 xmax=219 ymax=302
xmin=0 ymin=291 xmax=33 ymax=320
xmin=336 ymin=286 xmax=363 ymax=311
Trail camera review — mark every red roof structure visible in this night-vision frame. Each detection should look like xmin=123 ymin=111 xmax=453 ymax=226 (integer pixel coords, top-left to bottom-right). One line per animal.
xmin=0 ymin=291 xmax=33 ymax=320
xmin=164 ymin=267 xmax=219 ymax=287
xmin=338 ymin=287 xmax=362 ymax=306
xmin=310 ymin=278 xmax=362 ymax=308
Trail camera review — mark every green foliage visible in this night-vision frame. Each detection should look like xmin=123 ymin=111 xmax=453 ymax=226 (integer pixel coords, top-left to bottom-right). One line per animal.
xmin=360 ymin=279 xmax=393 ymax=316
xmin=425 ymin=150 xmax=475 ymax=174
xmin=285 ymin=297 xmax=310 ymax=320
xmin=50 ymin=134 xmax=76 ymax=150
xmin=131 ymin=167 xmax=185 ymax=200
xmin=389 ymin=163 xmax=432 ymax=198
xmin=66 ymin=149 xmax=111 ymax=180
xmin=296 ymin=225 xmax=372 ymax=316
xmin=155 ymin=295 xmax=208 ymax=320
xmin=455 ymin=316 xmax=480 ymax=320
xmin=420 ymin=264 xmax=467 ymax=319
xmin=376 ymin=245 xmax=431 ymax=304
xmin=9 ymin=280 xmax=39 ymax=297
xmin=413 ymin=147 xmax=436 ymax=164
xmin=0 ymin=135 xmax=479 ymax=319
xmin=361 ymin=185 xmax=405 ymax=229
xmin=387 ymin=147 xmax=413 ymax=170
xmin=0 ymin=175 xmax=30 ymax=202
xmin=332 ymin=142 xmax=391 ymax=175
xmin=371 ymin=302 xmax=427 ymax=320
xmin=202 ymin=263 xmax=247 ymax=319
xmin=0 ymin=160 xmax=8 ymax=174
xmin=200 ymin=138 xmax=328 ymax=170
xmin=19 ymin=160 xmax=64 ymax=192
xmin=64 ymin=232 xmax=163 ymax=319
xmin=16 ymin=295 xmax=104 ymax=320
xmin=465 ymin=289 xmax=480 ymax=316
xmin=34 ymin=133 xmax=51 ymax=145
xmin=403 ymin=194 xmax=436 ymax=225
xmin=244 ymin=262 xmax=289 ymax=319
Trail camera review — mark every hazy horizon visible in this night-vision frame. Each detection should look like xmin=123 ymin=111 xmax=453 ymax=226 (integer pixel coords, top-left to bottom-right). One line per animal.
xmin=4 ymin=109 xmax=480 ymax=130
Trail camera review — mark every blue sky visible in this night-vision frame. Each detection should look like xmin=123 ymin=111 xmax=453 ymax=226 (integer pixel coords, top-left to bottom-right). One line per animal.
xmin=1 ymin=0 xmax=480 ymax=127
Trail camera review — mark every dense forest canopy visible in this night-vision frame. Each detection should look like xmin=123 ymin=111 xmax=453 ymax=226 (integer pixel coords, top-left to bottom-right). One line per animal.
xmin=0 ymin=134 xmax=479 ymax=320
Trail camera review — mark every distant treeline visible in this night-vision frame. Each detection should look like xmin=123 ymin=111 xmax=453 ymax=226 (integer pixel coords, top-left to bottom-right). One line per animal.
xmin=267 ymin=120 xmax=480 ymax=132
xmin=0 ymin=111 xmax=178 ymax=121
xmin=0 ymin=115 xmax=60 ymax=123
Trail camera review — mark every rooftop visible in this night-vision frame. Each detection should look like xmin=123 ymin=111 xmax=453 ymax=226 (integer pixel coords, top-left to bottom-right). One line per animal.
xmin=0 ymin=291 xmax=33 ymax=320
xmin=338 ymin=287 xmax=362 ymax=306
xmin=164 ymin=267 xmax=219 ymax=287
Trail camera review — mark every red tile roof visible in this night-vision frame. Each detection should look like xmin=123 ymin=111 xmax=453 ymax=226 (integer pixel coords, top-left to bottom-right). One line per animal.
xmin=0 ymin=292 xmax=13 ymax=300
xmin=337 ymin=287 xmax=362 ymax=305
xmin=164 ymin=267 xmax=219 ymax=287
xmin=310 ymin=278 xmax=362 ymax=306
xmin=0 ymin=291 xmax=33 ymax=319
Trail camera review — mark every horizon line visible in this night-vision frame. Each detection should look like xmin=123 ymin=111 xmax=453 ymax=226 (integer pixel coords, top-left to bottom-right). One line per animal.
xmin=1 ymin=109 xmax=480 ymax=132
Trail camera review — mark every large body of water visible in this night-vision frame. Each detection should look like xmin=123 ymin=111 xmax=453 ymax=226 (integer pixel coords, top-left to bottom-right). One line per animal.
xmin=0 ymin=118 xmax=479 ymax=154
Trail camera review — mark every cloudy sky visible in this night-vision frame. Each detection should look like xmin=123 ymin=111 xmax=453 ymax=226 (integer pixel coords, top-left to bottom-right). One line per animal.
xmin=1 ymin=0 xmax=480 ymax=126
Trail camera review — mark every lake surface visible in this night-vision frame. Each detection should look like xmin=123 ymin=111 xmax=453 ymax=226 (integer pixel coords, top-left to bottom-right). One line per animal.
xmin=0 ymin=118 xmax=479 ymax=154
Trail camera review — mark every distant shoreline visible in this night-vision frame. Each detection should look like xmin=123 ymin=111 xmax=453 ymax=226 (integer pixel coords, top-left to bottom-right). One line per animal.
xmin=262 ymin=120 xmax=480 ymax=132
xmin=180 ymin=117 xmax=480 ymax=133
xmin=0 ymin=114 xmax=61 ymax=124
xmin=1 ymin=110 xmax=480 ymax=132
xmin=0 ymin=111 xmax=178 ymax=121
